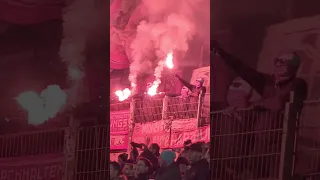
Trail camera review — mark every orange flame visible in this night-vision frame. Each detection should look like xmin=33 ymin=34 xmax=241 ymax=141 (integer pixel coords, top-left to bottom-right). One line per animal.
xmin=115 ymin=88 xmax=131 ymax=101
xmin=147 ymin=83 xmax=159 ymax=96
xmin=165 ymin=52 xmax=174 ymax=69
xmin=147 ymin=53 xmax=174 ymax=96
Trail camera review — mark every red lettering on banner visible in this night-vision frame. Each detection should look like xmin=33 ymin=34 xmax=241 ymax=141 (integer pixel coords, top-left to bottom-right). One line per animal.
xmin=0 ymin=157 xmax=64 ymax=180
xmin=110 ymin=111 xmax=129 ymax=133
xmin=170 ymin=126 xmax=210 ymax=148
xmin=134 ymin=121 xmax=167 ymax=135
xmin=110 ymin=134 xmax=128 ymax=150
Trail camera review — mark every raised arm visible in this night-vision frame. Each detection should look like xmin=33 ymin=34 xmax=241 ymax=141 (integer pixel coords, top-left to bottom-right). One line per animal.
xmin=165 ymin=92 xmax=181 ymax=97
xmin=212 ymin=46 xmax=267 ymax=96
xmin=175 ymin=75 xmax=195 ymax=91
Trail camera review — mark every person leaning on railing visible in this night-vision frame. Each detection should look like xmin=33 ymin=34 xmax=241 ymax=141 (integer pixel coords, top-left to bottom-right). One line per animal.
xmin=212 ymin=42 xmax=308 ymax=178
xmin=165 ymin=86 xmax=192 ymax=119
xmin=211 ymin=77 xmax=255 ymax=179
xmin=174 ymin=75 xmax=206 ymax=118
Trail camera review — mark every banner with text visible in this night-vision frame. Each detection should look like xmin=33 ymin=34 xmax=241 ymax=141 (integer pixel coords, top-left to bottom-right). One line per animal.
xmin=170 ymin=126 xmax=210 ymax=148
xmin=171 ymin=118 xmax=198 ymax=132
xmin=110 ymin=110 xmax=129 ymax=133
xmin=132 ymin=121 xmax=171 ymax=148
xmin=133 ymin=120 xmax=171 ymax=135
xmin=110 ymin=133 xmax=129 ymax=150
xmin=132 ymin=132 xmax=170 ymax=148
xmin=0 ymin=154 xmax=64 ymax=180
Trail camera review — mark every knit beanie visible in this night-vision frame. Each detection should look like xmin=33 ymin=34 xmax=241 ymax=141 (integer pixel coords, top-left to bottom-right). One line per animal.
xmin=160 ymin=150 xmax=176 ymax=164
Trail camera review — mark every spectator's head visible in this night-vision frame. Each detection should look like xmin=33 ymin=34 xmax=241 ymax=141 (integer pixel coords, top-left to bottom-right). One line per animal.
xmin=195 ymin=78 xmax=204 ymax=88
xmin=188 ymin=143 xmax=203 ymax=163
xmin=158 ymin=150 xmax=176 ymax=167
xmin=227 ymin=77 xmax=252 ymax=108
xmin=110 ymin=161 xmax=121 ymax=179
xmin=179 ymin=149 xmax=190 ymax=160
xmin=135 ymin=157 xmax=152 ymax=175
xmin=181 ymin=86 xmax=191 ymax=96
xmin=176 ymin=157 xmax=189 ymax=176
xmin=118 ymin=153 xmax=128 ymax=165
xmin=273 ymin=51 xmax=300 ymax=83
xmin=149 ymin=143 xmax=160 ymax=157
xmin=130 ymin=147 xmax=139 ymax=161
xmin=122 ymin=161 xmax=135 ymax=177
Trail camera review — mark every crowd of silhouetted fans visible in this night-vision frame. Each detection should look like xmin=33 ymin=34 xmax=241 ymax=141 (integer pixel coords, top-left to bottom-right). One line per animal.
xmin=110 ymin=140 xmax=210 ymax=180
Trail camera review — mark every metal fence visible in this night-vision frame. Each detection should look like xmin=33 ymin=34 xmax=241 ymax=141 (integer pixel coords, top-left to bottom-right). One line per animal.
xmin=0 ymin=128 xmax=65 ymax=158
xmin=133 ymin=96 xmax=202 ymax=123
xmin=2 ymin=99 xmax=320 ymax=180
xmin=110 ymin=101 xmax=130 ymax=111
xmin=294 ymin=100 xmax=320 ymax=180
xmin=210 ymin=99 xmax=320 ymax=180
xmin=74 ymin=125 xmax=109 ymax=180
xmin=211 ymin=109 xmax=284 ymax=180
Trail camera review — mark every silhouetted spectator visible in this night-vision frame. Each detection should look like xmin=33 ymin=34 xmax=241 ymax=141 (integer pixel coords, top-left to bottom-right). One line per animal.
xmin=135 ymin=157 xmax=153 ymax=180
xmin=139 ymin=143 xmax=160 ymax=174
xmin=110 ymin=161 xmax=125 ymax=180
xmin=176 ymin=157 xmax=189 ymax=178
xmin=118 ymin=153 xmax=129 ymax=170
xmin=123 ymin=161 xmax=135 ymax=180
xmin=129 ymin=147 xmax=139 ymax=163
xmin=155 ymin=150 xmax=181 ymax=180
xmin=131 ymin=141 xmax=160 ymax=174
xmin=183 ymin=143 xmax=209 ymax=180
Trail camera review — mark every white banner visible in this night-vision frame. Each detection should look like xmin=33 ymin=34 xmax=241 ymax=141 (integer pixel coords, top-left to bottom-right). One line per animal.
xmin=171 ymin=118 xmax=198 ymax=132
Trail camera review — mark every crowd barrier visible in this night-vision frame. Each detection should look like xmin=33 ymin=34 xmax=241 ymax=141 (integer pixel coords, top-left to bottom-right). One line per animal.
xmin=74 ymin=125 xmax=109 ymax=180
xmin=0 ymin=128 xmax=66 ymax=180
xmin=295 ymin=100 xmax=320 ymax=180
xmin=0 ymin=97 xmax=318 ymax=180
xmin=110 ymin=95 xmax=207 ymax=124
xmin=0 ymin=128 xmax=65 ymax=158
xmin=133 ymin=96 xmax=202 ymax=123
xmin=210 ymin=109 xmax=284 ymax=180
xmin=210 ymin=98 xmax=320 ymax=180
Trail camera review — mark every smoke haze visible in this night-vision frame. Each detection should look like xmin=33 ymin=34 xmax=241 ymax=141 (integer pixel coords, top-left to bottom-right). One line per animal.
xmin=129 ymin=0 xmax=210 ymax=92
xmin=16 ymin=85 xmax=67 ymax=125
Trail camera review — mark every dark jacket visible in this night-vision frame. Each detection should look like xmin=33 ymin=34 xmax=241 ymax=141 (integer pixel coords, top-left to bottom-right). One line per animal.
xmin=183 ymin=159 xmax=209 ymax=180
xmin=135 ymin=174 xmax=149 ymax=180
xmin=155 ymin=162 xmax=181 ymax=180
xmin=219 ymin=51 xmax=307 ymax=112
xmin=126 ymin=176 xmax=135 ymax=180
xmin=111 ymin=176 xmax=125 ymax=180
xmin=139 ymin=149 xmax=160 ymax=173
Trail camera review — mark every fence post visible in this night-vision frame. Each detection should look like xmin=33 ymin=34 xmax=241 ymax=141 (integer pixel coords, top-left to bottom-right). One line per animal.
xmin=278 ymin=91 xmax=299 ymax=180
xmin=64 ymin=114 xmax=79 ymax=180
xmin=162 ymin=96 xmax=168 ymax=120
xmin=197 ymin=92 xmax=204 ymax=127
xmin=127 ymin=99 xmax=135 ymax=155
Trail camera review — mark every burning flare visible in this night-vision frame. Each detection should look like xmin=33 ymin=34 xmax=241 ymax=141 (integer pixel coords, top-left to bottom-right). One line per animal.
xmin=115 ymin=88 xmax=131 ymax=101
xmin=147 ymin=83 xmax=159 ymax=96
xmin=147 ymin=52 xmax=173 ymax=96
xmin=165 ymin=52 xmax=174 ymax=69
